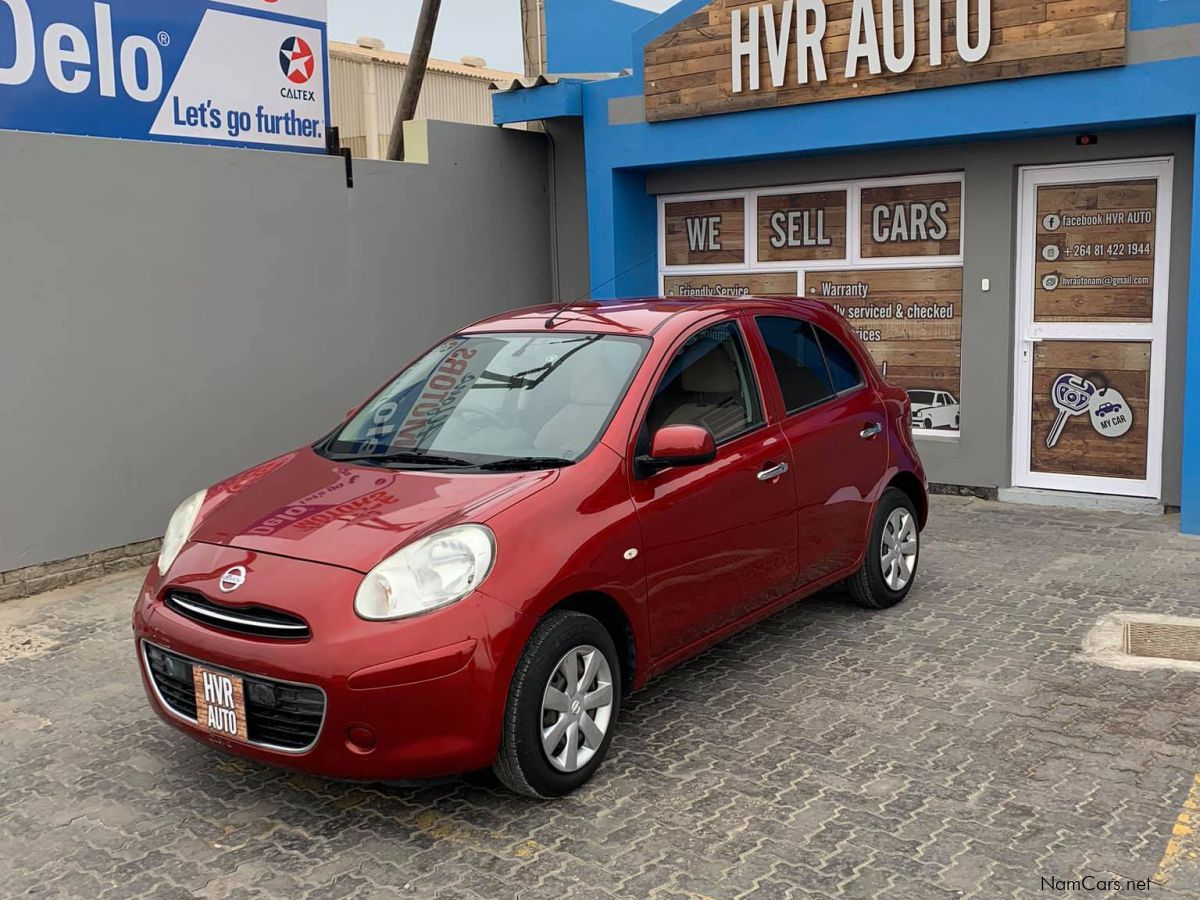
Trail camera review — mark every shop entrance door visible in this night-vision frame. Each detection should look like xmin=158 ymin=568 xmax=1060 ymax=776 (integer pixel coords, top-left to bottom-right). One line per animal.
xmin=1012 ymin=159 xmax=1172 ymax=498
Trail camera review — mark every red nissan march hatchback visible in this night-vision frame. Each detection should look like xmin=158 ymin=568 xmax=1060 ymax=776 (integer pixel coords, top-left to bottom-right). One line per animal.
xmin=134 ymin=297 xmax=927 ymax=797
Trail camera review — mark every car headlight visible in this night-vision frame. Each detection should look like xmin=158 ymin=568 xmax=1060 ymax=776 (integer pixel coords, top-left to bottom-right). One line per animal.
xmin=355 ymin=524 xmax=496 ymax=621
xmin=157 ymin=489 xmax=207 ymax=575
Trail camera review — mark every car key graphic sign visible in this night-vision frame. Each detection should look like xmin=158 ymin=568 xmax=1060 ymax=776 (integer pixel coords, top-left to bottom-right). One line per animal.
xmin=1046 ymin=373 xmax=1094 ymax=448
xmin=1046 ymin=372 xmax=1132 ymax=448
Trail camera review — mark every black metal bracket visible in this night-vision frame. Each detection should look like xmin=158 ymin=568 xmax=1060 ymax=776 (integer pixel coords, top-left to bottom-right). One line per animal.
xmin=325 ymin=126 xmax=354 ymax=189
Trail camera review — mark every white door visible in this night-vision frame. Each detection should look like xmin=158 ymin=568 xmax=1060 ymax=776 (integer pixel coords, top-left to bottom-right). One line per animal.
xmin=1012 ymin=158 xmax=1172 ymax=498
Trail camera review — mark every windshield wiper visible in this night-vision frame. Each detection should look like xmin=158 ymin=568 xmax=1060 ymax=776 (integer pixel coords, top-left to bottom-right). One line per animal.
xmin=474 ymin=457 xmax=576 ymax=471
xmin=327 ymin=451 xmax=474 ymax=467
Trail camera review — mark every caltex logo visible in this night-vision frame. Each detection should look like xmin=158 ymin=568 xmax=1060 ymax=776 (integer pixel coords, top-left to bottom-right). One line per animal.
xmin=280 ymin=36 xmax=315 ymax=84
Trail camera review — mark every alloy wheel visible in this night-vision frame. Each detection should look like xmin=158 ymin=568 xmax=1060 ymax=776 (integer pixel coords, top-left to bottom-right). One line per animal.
xmin=540 ymin=644 xmax=614 ymax=773
xmin=880 ymin=508 xmax=918 ymax=591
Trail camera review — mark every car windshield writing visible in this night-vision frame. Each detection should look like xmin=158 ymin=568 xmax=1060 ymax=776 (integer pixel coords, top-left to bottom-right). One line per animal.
xmin=323 ymin=333 xmax=648 ymax=464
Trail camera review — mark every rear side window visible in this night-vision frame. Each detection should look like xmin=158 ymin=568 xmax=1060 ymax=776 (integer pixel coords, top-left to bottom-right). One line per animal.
xmin=755 ymin=317 xmax=834 ymax=413
xmin=817 ymin=329 xmax=864 ymax=394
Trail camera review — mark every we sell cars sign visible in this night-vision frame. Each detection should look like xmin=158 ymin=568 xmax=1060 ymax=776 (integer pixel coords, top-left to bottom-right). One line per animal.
xmin=0 ymin=0 xmax=329 ymax=152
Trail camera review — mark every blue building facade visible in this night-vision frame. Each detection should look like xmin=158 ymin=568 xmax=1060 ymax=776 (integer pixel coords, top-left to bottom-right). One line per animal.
xmin=496 ymin=0 xmax=1200 ymax=533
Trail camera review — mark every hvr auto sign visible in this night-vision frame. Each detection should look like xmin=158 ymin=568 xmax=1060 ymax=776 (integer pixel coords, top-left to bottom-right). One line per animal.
xmin=0 ymin=0 xmax=329 ymax=152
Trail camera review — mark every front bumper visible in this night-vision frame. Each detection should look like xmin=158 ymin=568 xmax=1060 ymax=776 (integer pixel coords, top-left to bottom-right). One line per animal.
xmin=133 ymin=541 xmax=535 ymax=780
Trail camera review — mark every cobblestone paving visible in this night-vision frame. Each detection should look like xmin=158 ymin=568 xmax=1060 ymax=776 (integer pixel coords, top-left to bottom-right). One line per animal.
xmin=3 ymin=496 xmax=1200 ymax=899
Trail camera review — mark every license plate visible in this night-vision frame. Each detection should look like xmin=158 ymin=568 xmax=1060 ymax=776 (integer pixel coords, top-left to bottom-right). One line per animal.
xmin=192 ymin=665 xmax=249 ymax=743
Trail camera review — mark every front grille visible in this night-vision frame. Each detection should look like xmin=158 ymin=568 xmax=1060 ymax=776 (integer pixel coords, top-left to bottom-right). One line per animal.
xmin=165 ymin=591 xmax=310 ymax=640
xmin=144 ymin=643 xmax=325 ymax=751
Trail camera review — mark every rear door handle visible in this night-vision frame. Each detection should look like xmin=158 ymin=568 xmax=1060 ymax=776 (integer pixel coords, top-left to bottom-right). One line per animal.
xmin=757 ymin=462 xmax=789 ymax=481
xmin=860 ymin=422 xmax=883 ymax=440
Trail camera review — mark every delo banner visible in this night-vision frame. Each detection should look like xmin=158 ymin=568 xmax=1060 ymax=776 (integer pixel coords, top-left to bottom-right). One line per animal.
xmin=0 ymin=0 xmax=329 ymax=153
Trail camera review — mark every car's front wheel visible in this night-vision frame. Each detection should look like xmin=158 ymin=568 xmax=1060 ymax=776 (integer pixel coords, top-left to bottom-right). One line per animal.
xmin=493 ymin=610 xmax=621 ymax=798
xmin=847 ymin=487 xmax=920 ymax=609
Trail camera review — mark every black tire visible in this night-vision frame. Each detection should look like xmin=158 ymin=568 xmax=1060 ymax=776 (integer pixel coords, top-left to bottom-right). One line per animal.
xmin=922 ymin=417 xmax=933 ymax=430
xmin=493 ymin=610 xmax=621 ymax=799
xmin=847 ymin=487 xmax=920 ymax=610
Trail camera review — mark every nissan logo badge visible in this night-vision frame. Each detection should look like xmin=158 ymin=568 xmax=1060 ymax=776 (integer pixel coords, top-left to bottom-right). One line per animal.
xmin=219 ymin=566 xmax=247 ymax=593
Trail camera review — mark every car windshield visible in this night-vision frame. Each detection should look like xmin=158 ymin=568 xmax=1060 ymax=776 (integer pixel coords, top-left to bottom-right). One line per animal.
xmin=320 ymin=332 xmax=649 ymax=466
xmin=909 ymin=391 xmax=936 ymax=404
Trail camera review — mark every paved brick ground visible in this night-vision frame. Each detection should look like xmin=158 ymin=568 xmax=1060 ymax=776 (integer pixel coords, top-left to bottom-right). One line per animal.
xmin=3 ymin=496 xmax=1200 ymax=899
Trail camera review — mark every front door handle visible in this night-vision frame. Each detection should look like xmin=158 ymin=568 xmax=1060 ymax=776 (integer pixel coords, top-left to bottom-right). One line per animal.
xmin=757 ymin=462 xmax=789 ymax=481
xmin=860 ymin=422 xmax=883 ymax=440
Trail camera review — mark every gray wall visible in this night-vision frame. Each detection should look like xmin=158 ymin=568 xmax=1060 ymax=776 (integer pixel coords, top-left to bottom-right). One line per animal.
xmin=646 ymin=126 xmax=1194 ymax=504
xmin=0 ymin=121 xmax=557 ymax=572
xmin=544 ymin=118 xmax=592 ymax=303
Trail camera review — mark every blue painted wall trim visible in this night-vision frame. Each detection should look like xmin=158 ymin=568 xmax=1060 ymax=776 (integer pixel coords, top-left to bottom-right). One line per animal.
xmin=1131 ymin=0 xmax=1200 ymax=30
xmin=585 ymin=60 xmax=1200 ymax=169
xmin=493 ymin=81 xmax=583 ymax=124
xmin=546 ymin=0 xmax=657 ymax=73
xmin=1183 ymin=117 xmax=1200 ymax=535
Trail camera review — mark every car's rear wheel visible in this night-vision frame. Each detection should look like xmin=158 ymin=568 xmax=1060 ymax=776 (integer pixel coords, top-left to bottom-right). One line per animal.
xmin=493 ymin=610 xmax=621 ymax=798
xmin=847 ymin=487 xmax=920 ymax=609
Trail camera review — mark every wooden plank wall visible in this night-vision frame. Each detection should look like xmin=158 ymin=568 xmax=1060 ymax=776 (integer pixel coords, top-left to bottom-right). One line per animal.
xmin=645 ymin=0 xmax=1128 ymax=122
xmin=663 ymin=197 xmax=747 ymax=265
xmin=803 ymin=268 xmax=963 ymax=418
xmin=757 ymin=189 xmax=848 ymax=261
xmin=663 ymin=272 xmax=800 ymax=296
xmin=1034 ymin=179 xmax=1156 ymax=322
xmin=861 ymin=181 xmax=963 ymax=257
xmin=1029 ymin=340 xmax=1149 ymax=478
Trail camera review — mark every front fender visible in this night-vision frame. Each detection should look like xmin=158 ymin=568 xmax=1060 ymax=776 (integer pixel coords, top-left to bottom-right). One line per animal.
xmin=478 ymin=446 xmax=651 ymax=690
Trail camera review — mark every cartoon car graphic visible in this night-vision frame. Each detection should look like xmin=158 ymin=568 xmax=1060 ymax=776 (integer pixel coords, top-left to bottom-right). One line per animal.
xmin=908 ymin=390 xmax=960 ymax=430
xmin=1096 ymin=401 xmax=1123 ymax=418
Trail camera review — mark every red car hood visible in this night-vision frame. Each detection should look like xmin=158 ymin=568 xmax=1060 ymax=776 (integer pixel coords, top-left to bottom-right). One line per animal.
xmin=191 ymin=449 xmax=559 ymax=572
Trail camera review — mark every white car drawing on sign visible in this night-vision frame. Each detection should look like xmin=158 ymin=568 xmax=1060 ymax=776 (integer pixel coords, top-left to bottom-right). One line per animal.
xmin=908 ymin=390 xmax=960 ymax=431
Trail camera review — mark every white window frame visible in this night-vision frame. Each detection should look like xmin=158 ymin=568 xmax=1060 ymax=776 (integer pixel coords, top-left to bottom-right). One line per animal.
xmin=657 ymin=172 xmax=966 ymax=439
xmin=1010 ymin=157 xmax=1172 ymax=499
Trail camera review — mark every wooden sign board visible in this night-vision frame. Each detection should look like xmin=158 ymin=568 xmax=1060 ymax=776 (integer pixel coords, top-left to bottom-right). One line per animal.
xmin=664 ymin=272 xmax=798 ymax=297
xmin=805 ymin=267 xmax=962 ymax=430
xmin=1035 ymin=180 xmax=1156 ymax=322
xmin=757 ymin=189 xmax=848 ymax=261
xmin=645 ymin=0 xmax=1128 ymax=123
xmin=861 ymin=181 xmax=961 ymax=258
xmin=192 ymin=666 xmax=250 ymax=743
xmin=664 ymin=197 xmax=746 ymax=266
xmin=1030 ymin=340 xmax=1149 ymax=479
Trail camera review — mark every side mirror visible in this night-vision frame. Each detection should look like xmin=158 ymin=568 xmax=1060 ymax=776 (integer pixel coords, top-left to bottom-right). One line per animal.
xmin=636 ymin=424 xmax=716 ymax=478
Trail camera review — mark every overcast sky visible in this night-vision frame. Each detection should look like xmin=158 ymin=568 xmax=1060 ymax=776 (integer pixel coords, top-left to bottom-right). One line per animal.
xmin=327 ymin=0 xmax=678 ymax=74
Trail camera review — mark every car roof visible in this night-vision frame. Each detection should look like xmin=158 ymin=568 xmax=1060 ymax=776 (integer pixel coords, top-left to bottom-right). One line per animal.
xmin=459 ymin=296 xmax=837 ymax=338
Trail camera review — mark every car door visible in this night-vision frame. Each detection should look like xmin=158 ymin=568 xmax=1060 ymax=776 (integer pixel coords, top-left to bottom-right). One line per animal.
xmin=751 ymin=316 xmax=888 ymax=583
xmin=630 ymin=318 xmax=798 ymax=664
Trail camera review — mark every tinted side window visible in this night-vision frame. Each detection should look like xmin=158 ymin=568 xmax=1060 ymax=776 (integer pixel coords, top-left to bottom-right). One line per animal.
xmin=646 ymin=321 xmax=763 ymax=443
xmin=817 ymin=328 xmax=864 ymax=394
xmin=756 ymin=317 xmax=834 ymax=413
